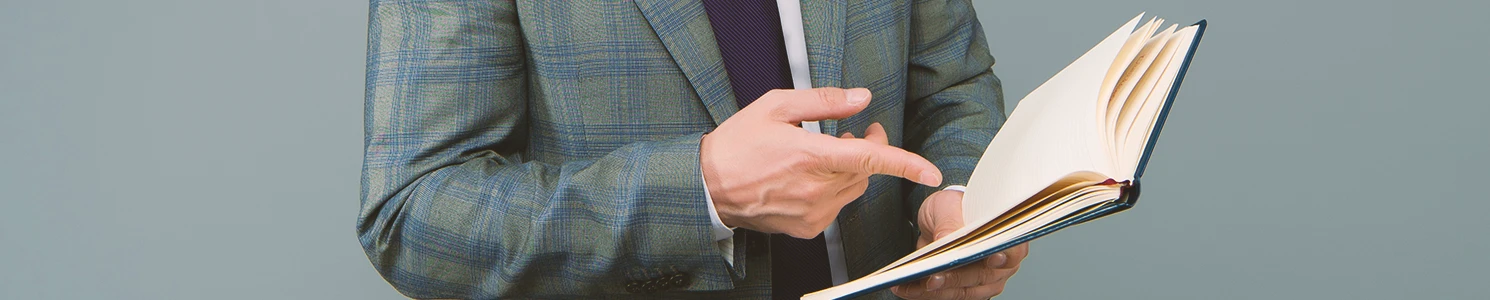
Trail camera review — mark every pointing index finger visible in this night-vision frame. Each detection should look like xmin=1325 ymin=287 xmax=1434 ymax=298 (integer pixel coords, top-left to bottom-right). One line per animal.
xmin=814 ymin=136 xmax=942 ymax=187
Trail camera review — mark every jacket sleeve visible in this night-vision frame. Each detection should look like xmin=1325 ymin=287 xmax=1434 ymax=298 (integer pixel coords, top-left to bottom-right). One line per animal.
xmin=358 ymin=1 xmax=732 ymax=298
xmin=902 ymin=0 xmax=1008 ymax=220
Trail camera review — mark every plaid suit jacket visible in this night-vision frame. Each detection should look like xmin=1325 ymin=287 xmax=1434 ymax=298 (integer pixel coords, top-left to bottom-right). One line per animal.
xmin=359 ymin=0 xmax=1005 ymax=298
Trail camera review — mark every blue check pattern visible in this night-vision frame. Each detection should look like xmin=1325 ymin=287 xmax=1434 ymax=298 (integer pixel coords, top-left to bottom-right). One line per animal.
xmin=359 ymin=0 xmax=1005 ymax=298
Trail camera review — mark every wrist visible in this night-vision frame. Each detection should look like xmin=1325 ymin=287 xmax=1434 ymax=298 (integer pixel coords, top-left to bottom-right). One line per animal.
xmin=701 ymin=170 xmax=747 ymax=230
xmin=699 ymin=133 xmax=737 ymax=228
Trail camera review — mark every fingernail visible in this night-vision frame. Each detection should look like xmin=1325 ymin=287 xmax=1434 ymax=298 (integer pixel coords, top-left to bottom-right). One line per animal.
xmin=919 ymin=170 xmax=941 ymax=186
xmin=845 ymin=88 xmax=870 ymax=105
xmin=989 ymin=252 xmax=1009 ymax=268
xmin=926 ymin=274 xmax=945 ymax=291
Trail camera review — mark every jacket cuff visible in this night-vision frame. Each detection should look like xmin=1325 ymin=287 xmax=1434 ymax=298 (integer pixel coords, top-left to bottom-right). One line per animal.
xmin=621 ymin=133 xmax=736 ymax=292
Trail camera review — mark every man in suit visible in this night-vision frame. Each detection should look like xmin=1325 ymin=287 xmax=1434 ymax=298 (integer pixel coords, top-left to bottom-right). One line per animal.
xmin=359 ymin=0 xmax=1028 ymax=299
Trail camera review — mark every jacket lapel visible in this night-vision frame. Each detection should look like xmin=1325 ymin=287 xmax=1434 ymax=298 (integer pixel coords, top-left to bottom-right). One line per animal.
xmin=634 ymin=0 xmax=739 ymax=126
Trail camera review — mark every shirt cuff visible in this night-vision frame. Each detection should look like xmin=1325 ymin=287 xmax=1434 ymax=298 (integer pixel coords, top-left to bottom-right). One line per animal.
xmin=701 ymin=169 xmax=737 ymax=267
xmin=942 ymin=185 xmax=967 ymax=193
xmin=702 ymin=176 xmax=736 ymax=241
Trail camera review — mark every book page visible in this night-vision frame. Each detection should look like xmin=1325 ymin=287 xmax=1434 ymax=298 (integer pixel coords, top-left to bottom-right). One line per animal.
xmin=1098 ymin=17 xmax=1161 ymax=165
xmin=1107 ymin=24 xmax=1175 ymax=142
xmin=1112 ymin=25 xmax=1178 ymax=141
xmin=1120 ymin=26 xmax=1198 ymax=173
xmin=1097 ymin=16 xmax=1157 ymax=126
xmin=1114 ymin=28 xmax=1181 ymax=155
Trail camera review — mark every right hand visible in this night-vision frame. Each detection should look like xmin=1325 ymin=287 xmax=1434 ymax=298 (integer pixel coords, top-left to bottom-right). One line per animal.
xmin=701 ymin=87 xmax=942 ymax=239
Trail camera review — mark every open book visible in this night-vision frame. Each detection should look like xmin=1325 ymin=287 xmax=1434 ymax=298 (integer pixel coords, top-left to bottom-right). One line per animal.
xmin=804 ymin=13 xmax=1207 ymax=299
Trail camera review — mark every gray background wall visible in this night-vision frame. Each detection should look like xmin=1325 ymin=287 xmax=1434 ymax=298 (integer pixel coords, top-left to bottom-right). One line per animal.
xmin=1 ymin=0 xmax=1484 ymax=299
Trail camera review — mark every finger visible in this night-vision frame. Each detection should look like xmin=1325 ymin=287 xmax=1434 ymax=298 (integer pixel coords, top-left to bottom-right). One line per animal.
xmin=833 ymin=174 xmax=871 ymax=202
xmin=999 ymin=243 xmax=1030 ymax=269
xmin=863 ymin=122 xmax=889 ymax=145
xmin=890 ymin=285 xmax=911 ymax=299
xmin=964 ymin=266 xmax=1020 ymax=296
xmin=893 ymin=279 xmax=929 ymax=299
xmin=965 ymin=282 xmax=1008 ymax=299
xmin=840 ymin=132 xmax=856 ymax=139
xmin=916 ymin=286 xmax=968 ymax=300
xmin=932 ymin=262 xmax=1000 ymax=290
xmin=760 ymin=87 xmax=872 ymax=123
xmin=984 ymin=252 xmax=1009 ymax=269
xmin=813 ymin=136 xmax=942 ymax=186
xmin=994 ymin=265 xmax=1020 ymax=283
xmin=924 ymin=272 xmax=950 ymax=291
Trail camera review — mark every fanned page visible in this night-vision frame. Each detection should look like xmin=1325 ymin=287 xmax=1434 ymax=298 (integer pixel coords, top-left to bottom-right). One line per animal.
xmin=1118 ymin=26 xmax=1198 ymax=173
xmin=804 ymin=14 xmax=1205 ymax=300
xmin=956 ymin=14 xmax=1141 ymax=223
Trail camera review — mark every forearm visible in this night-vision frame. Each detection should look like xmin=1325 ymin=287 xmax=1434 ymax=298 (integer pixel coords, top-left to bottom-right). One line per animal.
xmin=358 ymin=133 xmax=733 ymax=298
xmin=902 ymin=0 xmax=1007 ymax=219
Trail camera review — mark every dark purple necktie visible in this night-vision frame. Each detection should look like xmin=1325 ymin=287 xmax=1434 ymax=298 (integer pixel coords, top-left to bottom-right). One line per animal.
xmin=699 ymin=0 xmax=834 ymax=299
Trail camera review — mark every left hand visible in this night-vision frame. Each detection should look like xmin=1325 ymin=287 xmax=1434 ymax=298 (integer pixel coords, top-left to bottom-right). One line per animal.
xmin=891 ymin=189 xmax=1030 ymax=299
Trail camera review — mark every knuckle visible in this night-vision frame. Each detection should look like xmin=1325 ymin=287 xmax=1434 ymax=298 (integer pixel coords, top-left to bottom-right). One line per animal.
xmin=943 ymin=288 xmax=966 ymax=299
xmin=796 ymin=144 xmax=831 ymax=170
xmin=768 ymin=104 xmax=795 ymax=121
xmin=850 ymin=152 xmax=876 ymax=174
xmin=815 ymin=87 xmax=844 ymax=105
xmin=841 ymin=141 xmax=876 ymax=172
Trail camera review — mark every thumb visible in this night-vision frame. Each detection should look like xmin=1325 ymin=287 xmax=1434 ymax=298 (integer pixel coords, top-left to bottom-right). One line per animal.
xmin=919 ymin=190 xmax=966 ymax=241
xmin=758 ymin=87 xmax=872 ymax=123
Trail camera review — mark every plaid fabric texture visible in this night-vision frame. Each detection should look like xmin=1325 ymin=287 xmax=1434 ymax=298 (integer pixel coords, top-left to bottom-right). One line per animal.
xmin=359 ymin=0 xmax=1004 ymax=298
